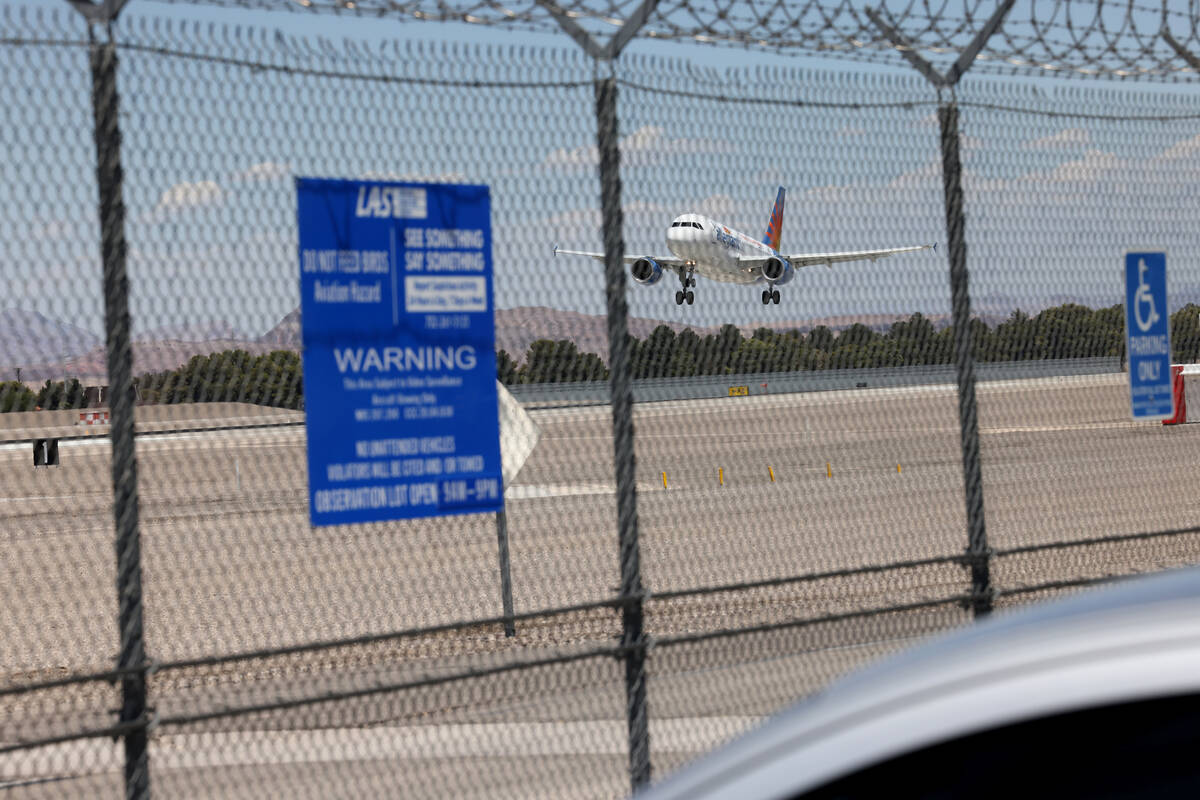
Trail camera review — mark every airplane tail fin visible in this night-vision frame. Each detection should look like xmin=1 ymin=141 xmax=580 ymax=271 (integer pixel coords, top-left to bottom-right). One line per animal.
xmin=762 ymin=186 xmax=785 ymax=251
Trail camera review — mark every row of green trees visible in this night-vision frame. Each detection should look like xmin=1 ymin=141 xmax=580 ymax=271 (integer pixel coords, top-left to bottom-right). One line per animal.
xmin=497 ymin=340 xmax=608 ymax=384
xmin=136 ymin=350 xmax=303 ymax=409
xmin=0 ymin=381 xmax=34 ymax=412
xmin=4 ymin=302 xmax=1199 ymax=410
xmin=499 ymin=303 xmax=1200 ymax=383
xmin=0 ymin=353 xmax=303 ymax=412
xmin=0 ymin=378 xmax=88 ymax=412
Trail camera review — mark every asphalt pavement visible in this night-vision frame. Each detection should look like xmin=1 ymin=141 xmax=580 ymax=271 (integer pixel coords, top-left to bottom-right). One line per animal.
xmin=3 ymin=373 xmax=1199 ymax=797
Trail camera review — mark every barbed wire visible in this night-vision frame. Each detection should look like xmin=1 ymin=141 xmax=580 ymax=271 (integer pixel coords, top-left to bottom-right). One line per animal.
xmin=131 ymin=0 xmax=1200 ymax=80
xmin=12 ymin=18 xmax=1200 ymax=117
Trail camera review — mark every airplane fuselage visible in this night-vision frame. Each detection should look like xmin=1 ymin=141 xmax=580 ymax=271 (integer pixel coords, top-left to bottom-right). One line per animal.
xmin=666 ymin=213 xmax=775 ymax=285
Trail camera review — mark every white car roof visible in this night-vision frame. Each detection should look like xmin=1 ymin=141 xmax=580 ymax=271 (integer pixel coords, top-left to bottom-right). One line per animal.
xmin=638 ymin=567 xmax=1200 ymax=800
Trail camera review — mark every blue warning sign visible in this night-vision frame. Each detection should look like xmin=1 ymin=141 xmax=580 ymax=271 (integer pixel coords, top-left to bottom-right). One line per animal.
xmin=297 ymin=178 xmax=502 ymax=526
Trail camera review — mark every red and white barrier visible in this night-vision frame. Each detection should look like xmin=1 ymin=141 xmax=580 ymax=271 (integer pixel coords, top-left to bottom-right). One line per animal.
xmin=1163 ymin=365 xmax=1200 ymax=425
xmin=78 ymin=410 xmax=110 ymax=426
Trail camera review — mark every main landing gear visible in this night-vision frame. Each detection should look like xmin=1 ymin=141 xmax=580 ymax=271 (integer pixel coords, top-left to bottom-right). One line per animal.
xmin=761 ymin=287 xmax=781 ymax=305
xmin=675 ymin=265 xmax=696 ymax=305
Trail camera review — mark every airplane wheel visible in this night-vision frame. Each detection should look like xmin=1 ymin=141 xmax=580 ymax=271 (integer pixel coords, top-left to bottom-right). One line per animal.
xmin=772 ymin=290 xmax=781 ymax=304
xmin=761 ymin=290 xmax=771 ymax=305
xmin=685 ymin=291 xmax=695 ymax=305
xmin=675 ymin=291 xmax=685 ymax=305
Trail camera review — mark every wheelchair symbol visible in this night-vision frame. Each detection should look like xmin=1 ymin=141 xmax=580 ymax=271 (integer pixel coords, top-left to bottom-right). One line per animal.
xmin=1133 ymin=258 xmax=1160 ymax=332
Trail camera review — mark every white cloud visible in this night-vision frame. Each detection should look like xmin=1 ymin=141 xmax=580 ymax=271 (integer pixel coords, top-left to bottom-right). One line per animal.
xmin=753 ymin=168 xmax=788 ymax=187
xmin=31 ymin=219 xmax=78 ymax=242
xmin=156 ymin=180 xmax=222 ymax=212
xmin=692 ymin=193 xmax=738 ymax=221
xmin=360 ymin=170 xmax=470 ymax=183
xmin=886 ymin=159 xmax=943 ymax=190
xmin=542 ymin=125 xmax=732 ymax=169
xmin=541 ymin=141 xmax=593 ymax=168
xmin=1040 ymin=149 xmax=1123 ymax=183
xmin=233 ymin=161 xmax=292 ymax=181
xmin=1024 ymin=128 xmax=1090 ymax=149
xmin=543 ymin=200 xmax=674 ymax=242
xmin=541 ymin=194 xmax=769 ymax=259
xmin=1152 ymin=132 xmax=1200 ymax=163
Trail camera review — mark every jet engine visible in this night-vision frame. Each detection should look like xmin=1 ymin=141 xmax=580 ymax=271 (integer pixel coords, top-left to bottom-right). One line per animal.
xmin=761 ymin=257 xmax=795 ymax=285
xmin=631 ymin=258 xmax=665 ymax=286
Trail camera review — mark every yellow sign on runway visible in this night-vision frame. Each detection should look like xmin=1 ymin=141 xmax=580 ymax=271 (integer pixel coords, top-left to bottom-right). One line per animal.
xmin=728 ymin=385 xmax=749 ymax=397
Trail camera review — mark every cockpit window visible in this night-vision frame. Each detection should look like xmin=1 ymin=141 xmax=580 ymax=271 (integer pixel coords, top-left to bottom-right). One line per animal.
xmin=691 ymin=222 xmax=703 ymax=229
xmin=672 ymin=221 xmax=704 ymax=229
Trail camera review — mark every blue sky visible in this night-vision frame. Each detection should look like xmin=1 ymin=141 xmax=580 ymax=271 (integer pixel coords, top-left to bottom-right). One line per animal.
xmin=5 ymin=1 xmax=1200 ymax=344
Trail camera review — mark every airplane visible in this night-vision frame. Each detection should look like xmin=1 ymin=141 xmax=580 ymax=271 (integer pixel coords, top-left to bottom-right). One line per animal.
xmin=553 ymin=187 xmax=935 ymax=306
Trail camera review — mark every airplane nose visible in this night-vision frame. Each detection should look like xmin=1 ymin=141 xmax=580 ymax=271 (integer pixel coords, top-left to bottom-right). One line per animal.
xmin=668 ymin=223 xmax=698 ymax=243
xmin=666 ymin=224 xmax=686 ymax=258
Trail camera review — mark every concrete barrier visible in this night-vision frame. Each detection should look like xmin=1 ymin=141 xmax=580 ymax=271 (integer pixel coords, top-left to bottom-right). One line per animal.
xmin=0 ymin=402 xmax=304 ymax=444
xmin=507 ymin=357 xmax=1122 ymax=408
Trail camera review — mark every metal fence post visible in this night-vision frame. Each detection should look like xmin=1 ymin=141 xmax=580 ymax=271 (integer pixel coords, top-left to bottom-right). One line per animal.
xmin=536 ymin=0 xmax=656 ymax=779
xmin=595 ymin=73 xmax=651 ymax=791
xmin=866 ymin=3 xmax=1012 ymax=618
xmin=90 ymin=30 xmax=152 ymax=798
xmin=937 ymin=100 xmax=992 ymax=617
xmin=495 ymin=509 xmax=516 ymax=637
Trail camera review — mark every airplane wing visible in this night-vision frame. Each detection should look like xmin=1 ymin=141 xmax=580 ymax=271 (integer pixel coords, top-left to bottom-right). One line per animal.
xmin=553 ymin=246 xmax=688 ymax=269
xmin=738 ymin=243 xmax=936 ymax=269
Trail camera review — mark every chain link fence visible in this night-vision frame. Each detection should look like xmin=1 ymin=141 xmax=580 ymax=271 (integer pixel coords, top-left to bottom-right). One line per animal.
xmin=3 ymin=2 xmax=1200 ymax=797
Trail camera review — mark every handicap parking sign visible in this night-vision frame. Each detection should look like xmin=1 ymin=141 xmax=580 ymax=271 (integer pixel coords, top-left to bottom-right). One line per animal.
xmin=1124 ymin=252 xmax=1172 ymax=420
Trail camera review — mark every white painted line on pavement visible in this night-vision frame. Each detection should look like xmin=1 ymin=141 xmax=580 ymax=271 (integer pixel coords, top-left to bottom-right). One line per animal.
xmin=506 ymin=483 xmax=615 ymax=499
xmin=0 ymin=716 xmax=758 ymax=781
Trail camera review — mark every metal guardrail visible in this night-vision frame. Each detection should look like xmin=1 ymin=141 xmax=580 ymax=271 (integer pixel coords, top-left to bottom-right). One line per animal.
xmin=508 ymin=357 xmax=1123 ymax=408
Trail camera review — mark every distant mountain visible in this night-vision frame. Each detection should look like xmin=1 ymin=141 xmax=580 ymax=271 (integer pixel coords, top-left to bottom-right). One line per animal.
xmin=259 ymin=308 xmax=300 ymax=348
xmin=257 ymin=305 xmax=1001 ymax=365
xmin=2 ymin=300 xmax=1074 ymax=385
xmin=0 ymin=309 xmax=100 ymax=372
xmin=1045 ymin=294 xmax=1092 ymax=309
xmin=82 ymin=340 xmax=281 ymax=378
xmin=2 ymin=310 xmax=271 ymax=383
xmin=134 ymin=321 xmax=249 ymax=342
xmin=973 ymin=294 xmax=1031 ymax=316
xmin=257 ymin=306 xmax=703 ymax=357
xmin=491 ymin=307 xmax=706 ymax=364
